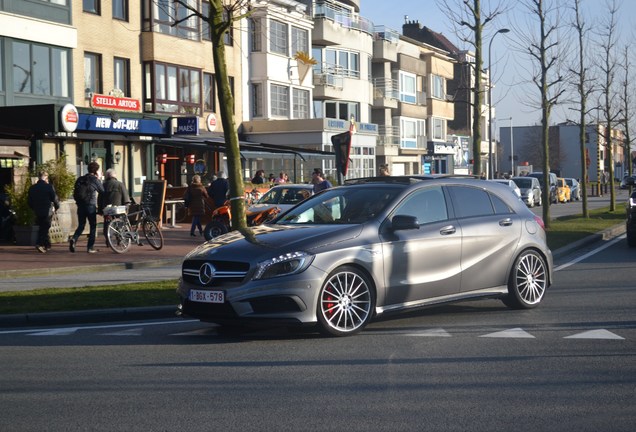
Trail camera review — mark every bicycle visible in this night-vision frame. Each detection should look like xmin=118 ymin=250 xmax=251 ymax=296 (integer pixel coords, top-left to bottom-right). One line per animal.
xmin=104 ymin=203 xmax=164 ymax=254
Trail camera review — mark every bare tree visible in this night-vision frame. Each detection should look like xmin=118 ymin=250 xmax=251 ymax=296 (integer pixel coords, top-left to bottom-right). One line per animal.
xmin=515 ymin=0 xmax=569 ymax=228
xmin=597 ymin=0 xmax=621 ymax=211
xmin=619 ymin=44 xmax=634 ymax=191
xmin=438 ymin=0 xmax=506 ymax=177
xmin=569 ymin=0 xmax=596 ymax=218
xmin=163 ymin=0 xmax=251 ymax=231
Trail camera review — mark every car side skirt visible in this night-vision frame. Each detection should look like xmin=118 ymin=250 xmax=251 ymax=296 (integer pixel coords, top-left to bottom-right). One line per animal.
xmin=376 ymin=287 xmax=509 ymax=315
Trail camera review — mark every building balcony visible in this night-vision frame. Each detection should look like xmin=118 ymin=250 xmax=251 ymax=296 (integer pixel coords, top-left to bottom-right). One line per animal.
xmin=372 ymin=26 xmax=399 ymax=62
xmin=312 ymin=1 xmax=374 ymax=45
xmin=372 ymin=78 xmax=398 ymax=108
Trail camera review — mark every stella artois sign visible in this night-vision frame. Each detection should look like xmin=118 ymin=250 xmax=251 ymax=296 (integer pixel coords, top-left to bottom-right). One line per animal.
xmin=90 ymin=93 xmax=141 ymax=112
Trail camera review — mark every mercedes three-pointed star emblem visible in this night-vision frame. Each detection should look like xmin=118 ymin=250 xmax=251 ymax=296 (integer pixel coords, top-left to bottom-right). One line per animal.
xmin=198 ymin=262 xmax=216 ymax=285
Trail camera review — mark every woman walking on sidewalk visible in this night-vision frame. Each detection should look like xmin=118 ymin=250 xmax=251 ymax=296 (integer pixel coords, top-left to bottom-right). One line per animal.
xmin=184 ymin=175 xmax=209 ymax=236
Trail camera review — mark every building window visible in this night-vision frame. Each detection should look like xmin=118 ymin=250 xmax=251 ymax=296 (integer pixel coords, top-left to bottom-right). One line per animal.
xmin=84 ymin=52 xmax=102 ymax=97
xmin=323 ymin=48 xmax=359 ymax=78
xmin=113 ymin=0 xmax=128 ymax=21
xmin=250 ymin=18 xmax=262 ymax=52
xmin=201 ymin=4 xmax=233 ymax=45
xmin=432 ymin=74 xmax=445 ymax=99
xmin=270 ymin=19 xmax=288 ymax=55
xmin=251 ymin=83 xmax=262 ymax=117
xmin=114 ymin=57 xmax=130 ymax=96
xmin=271 ymin=84 xmax=289 ymax=117
xmin=324 ymin=101 xmax=359 ymax=121
xmin=400 ymin=118 xmax=417 ymax=149
xmin=432 ymin=117 xmax=446 ymax=141
xmin=154 ymin=0 xmax=198 ymax=40
xmin=204 ymin=73 xmax=215 ymax=112
xmin=152 ymin=62 xmax=201 ymax=115
xmin=292 ymin=88 xmax=309 ymax=119
xmin=291 ymin=27 xmax=308 ymax=54
xmin=83 ymin=0 xmax=100 ymax=14
xmin=12 ymin=41 xmax=69 ymax=97
xmin=399 ymin=71 xmax=416 ymax=104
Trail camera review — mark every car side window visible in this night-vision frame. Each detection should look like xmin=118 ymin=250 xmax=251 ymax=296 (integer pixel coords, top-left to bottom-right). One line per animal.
xmin=448 ymin=186 xmax=493 ymax=218
xmin=490 ymin=193 xmax=513 ymax=214
xmin=394 ymin=186 xmax=448 ymax=225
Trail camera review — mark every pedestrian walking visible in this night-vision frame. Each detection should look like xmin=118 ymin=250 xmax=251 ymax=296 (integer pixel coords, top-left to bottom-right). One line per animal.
xmin=99 ymin=168 xmax=130 ymax=239
xmin=27 ymin=171 xmax=60 ymax=253
xmin=274 ymin=172 xmax=288 ymax=183
xmin=251 ymin=170 xmax=265 ymax=184
xmin=69 ymin=161 xmax=104 ymax=254
xmin=184 ymin=175 xmax=209 ymax=236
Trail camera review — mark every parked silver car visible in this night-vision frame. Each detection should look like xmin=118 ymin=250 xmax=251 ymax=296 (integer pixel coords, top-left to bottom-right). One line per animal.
xmin=177 ymin=176 xmax=553 ymax=337
xmin=512 ymin=176 xmax=542 ymax=207
xmin=564 ymin=178 xmax=581 ymax=201
xmin=247 ymin=184 xmax=313 ymax=213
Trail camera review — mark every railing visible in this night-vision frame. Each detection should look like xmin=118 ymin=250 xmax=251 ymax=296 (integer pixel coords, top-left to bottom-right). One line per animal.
xmin=313 ymin=1 xmax=375 ymax=35
xmin=377 ymin=126 xmax=400 ymax=146
xmin=373 ymin=78 xmax=399 ymax=100
xmin=373 ymin=26 xmax=400 ymax=44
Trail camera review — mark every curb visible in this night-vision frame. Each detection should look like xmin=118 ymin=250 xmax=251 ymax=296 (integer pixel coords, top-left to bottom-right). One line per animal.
xmin=551 ymin=223 xmax=626 ymax=260
xmin=0 ymin=258 xmax=183 ymax=279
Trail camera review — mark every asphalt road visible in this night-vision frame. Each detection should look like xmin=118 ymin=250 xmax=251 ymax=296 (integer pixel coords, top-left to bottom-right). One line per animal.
xmin=0 ymin=235 xmax=634 ymax=431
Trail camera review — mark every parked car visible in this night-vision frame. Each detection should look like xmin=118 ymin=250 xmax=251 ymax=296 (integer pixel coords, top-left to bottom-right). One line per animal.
xmin=626 ymin=177 xmax=636 ymax=247
xmin=528 ymin=172 xmax=557 ymax=204
xmin=177 ymin=176 xmax=553 ymax=337
xmin=512 ymin=176 xmax=542 ymax=207
xmin=247 ymin=184 xmax=313 ymax=214
xmin=488 ymin=179 xmax=522 ymax=198
xmin=564 ymin=178 xmax=581 ymax=201
xmin=556 ymin=178 xmax=571 ymax=203
xmin=620 ymin=175 xmax=634 ymax=190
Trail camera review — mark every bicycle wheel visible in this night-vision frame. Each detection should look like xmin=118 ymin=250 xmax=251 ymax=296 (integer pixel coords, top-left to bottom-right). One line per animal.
xmin=175 ymin=202 xmax=187 ymax=223
xmin=142 ymin=218 xmax=164 ymax=250
xmin=107 ymin=218 xmax=132 ymax=253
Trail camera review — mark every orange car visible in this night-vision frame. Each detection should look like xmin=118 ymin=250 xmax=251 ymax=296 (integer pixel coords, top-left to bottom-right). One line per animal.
xmin=556 ymin=178 xmax=571 ymax=203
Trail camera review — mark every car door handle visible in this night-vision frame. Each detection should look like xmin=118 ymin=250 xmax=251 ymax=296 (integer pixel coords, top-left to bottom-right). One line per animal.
xmin=440 ymin=225 xmax=456 ymax=235
xmin=499 ymin=218 xmax=513 ymax=226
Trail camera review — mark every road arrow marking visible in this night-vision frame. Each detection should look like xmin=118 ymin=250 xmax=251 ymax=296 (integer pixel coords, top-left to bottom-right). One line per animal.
xmin=403 ymin=328 xmax=451 ymax=337
xmin=564 ymin=329 xmax=624 ymax=340
xmin=480 ymin=327 xmax=536 ymax=338
xmin=27 ymin=328 xmax=79 ymax=336
xmin=100 ymin=328 xmax=144 ymax=336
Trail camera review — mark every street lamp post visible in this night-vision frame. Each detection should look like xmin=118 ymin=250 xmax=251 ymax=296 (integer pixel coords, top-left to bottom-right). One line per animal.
xmin=509 ymin=116 xmax=514 ymax=175
xmin=488 ymin=28 xmax=510 ymax=179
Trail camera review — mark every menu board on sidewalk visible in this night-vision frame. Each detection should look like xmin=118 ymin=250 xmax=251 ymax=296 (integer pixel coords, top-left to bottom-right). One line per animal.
xmin=141 ymin=180 xmax=167 ymax=222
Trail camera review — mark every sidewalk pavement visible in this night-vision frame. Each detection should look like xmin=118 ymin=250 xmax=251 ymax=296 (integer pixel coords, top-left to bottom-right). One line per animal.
xmin=0 ymin=225 xmax=200 ymax=279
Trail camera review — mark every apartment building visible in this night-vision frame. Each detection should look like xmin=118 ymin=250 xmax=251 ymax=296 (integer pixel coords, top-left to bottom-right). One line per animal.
xmin=0 ymin=0 xmax=76 ymax=192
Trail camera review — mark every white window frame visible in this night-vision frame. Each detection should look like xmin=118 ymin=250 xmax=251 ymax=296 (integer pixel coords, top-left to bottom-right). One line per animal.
xmin=431 ymin=117 xmax=446 ymax=141
xmin=399 ymin=71 xmax=416 ymax=104
xmin=432 ymin=74 xmax=445 ymax=99
xmin=270 ymin=19 xmax=288 ymax=55
xmin=292 ymin=88 xmax=309 ymax=119
xmin=270 ymin=83 xmax=289 ymax=117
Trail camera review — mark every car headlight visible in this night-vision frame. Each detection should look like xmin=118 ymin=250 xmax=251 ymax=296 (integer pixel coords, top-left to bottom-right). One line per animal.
xmin=254 ymin=251 xmax=314 ymax=280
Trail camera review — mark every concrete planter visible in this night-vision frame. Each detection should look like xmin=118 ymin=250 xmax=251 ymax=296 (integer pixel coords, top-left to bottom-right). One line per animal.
xmin=13 ymin=225 xmax=39 ymax=246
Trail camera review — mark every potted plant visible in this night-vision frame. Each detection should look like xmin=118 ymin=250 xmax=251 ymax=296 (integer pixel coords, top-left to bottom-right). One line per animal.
xmin=4 ymin=177 xmax=37 ymax=245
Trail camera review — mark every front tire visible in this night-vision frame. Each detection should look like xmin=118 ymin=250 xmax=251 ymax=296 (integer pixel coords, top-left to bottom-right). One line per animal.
xmin=503 ymin=250 xmax=548 ymax=309
xmin=203 ymin=221 xmax=229 ymax=241
xmin=142 ymin=219 xmax=163 ymax=250
xmin=317 ymin=266 xmax=375 ymax=337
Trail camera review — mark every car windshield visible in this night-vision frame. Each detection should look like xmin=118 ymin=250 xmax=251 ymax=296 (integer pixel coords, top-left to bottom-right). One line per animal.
xmin=275 ymin=186 xmax=401 ymax=225
xmin=513 ymin=178 xmax=532 ymax=188
xmin=565 ymin=179 xmax=574 ymax=186
xmin=257 ymin=187 xmax=311 ymax=206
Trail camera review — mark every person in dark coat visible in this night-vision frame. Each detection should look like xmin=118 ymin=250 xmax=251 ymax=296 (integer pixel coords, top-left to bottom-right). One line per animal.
xmin=99 ymin=168 xmax=130 ymax=239
xmin=28 ymin=171 xmax=60 ymax=253
xmin=251 ymin=170 xmax=265 ymax=184
xmin=69 ymin=161 xmax=105 ymax=254
xmin=207 ymin=170 xmax=229 ymax=208
xmin=185 ymin=175 xmax=210 ymax=236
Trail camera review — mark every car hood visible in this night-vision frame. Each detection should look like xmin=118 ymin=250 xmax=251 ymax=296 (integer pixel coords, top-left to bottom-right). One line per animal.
xmin=185 ymin=223 xmax=364 ymax=262
xmin=247 ymin=203 xmax=292 ymax=213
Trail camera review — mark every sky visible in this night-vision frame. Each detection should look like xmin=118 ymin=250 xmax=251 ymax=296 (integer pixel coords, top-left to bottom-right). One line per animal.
xmin=362 ymin=0 xmax=636 ymax=134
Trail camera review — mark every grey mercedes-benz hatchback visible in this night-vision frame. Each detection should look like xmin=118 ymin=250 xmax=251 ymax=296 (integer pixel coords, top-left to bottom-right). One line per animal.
xmin=177 ymin=176 xmax=553 ymax=337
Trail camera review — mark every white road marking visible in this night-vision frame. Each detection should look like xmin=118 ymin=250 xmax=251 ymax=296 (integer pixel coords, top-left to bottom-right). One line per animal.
xmin=564 ymin=329 xmax=625 ymax=340
xmin=0 ymin=319 xmax=197 ymax=335
xmin=100 ymin=328 xmax=144 ymax=336
xmin=403 ymin=328 xmax=451 ymax=337
xmin=554 ymin=234 xmax=625 ymax=272
xmin=480 ymin=327 xmax=536 ymax=338
xmin=27 ymin=328 xmax=79 ymax=336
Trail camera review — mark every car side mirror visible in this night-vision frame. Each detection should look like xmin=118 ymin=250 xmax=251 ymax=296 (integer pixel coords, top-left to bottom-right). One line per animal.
xmin=391 ymin=215 xmax=420 ymax=231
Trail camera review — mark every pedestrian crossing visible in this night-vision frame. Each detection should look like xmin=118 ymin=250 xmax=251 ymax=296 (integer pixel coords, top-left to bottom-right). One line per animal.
xmin=5 ymin=323 xmax=627 ymax=340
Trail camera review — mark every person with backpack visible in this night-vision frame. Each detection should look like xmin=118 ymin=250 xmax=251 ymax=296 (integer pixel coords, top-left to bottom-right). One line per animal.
xmin=69 ymin=161 xmax=104 ymax=253
xmin=27 ymin=171 xmax=60 ymax=253
xmin=207 ymin=170 xmax=229 ymax=208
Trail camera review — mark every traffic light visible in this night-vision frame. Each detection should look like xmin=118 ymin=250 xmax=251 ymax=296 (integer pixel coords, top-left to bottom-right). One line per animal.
xmin=186 ymin=154 xmax=195 ymax=164
xmin=159 ymin=153 xmax=168 ymax=164
xmin=331 ymin=131 xmax=352 ymax=178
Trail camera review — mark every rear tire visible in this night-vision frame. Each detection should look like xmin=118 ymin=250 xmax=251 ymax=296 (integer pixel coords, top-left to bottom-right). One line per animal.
xmin=107 ymin=219 xmax=132 ymax=253
xmin=503 ymin=250 xmax=548 ymax=309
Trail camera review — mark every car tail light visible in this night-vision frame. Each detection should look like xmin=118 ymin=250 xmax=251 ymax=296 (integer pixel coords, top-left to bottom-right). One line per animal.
xmin=534 ymin=215 xmax=545 ymax=230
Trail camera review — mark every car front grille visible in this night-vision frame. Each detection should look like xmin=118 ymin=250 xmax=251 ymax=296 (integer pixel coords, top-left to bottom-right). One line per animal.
xmin=182 ymin=259 xmax=250 ymax=287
